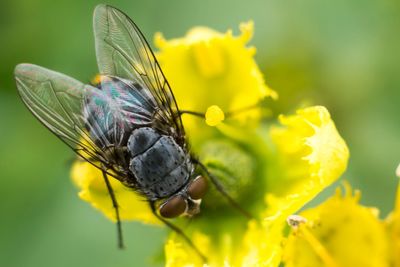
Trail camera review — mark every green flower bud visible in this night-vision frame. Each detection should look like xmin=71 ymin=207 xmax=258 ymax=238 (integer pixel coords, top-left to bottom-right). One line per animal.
xmin=198 ymin=139 xmax=259 ymax=214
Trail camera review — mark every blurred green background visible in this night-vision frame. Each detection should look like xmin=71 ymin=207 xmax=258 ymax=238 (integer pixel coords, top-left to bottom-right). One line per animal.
xmin=1 ymin=0 xmax=399 ymax=266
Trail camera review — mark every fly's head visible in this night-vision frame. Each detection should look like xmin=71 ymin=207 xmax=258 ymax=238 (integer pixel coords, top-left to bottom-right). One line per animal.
xmin=159 ymin=175 xmax=208 ymax=218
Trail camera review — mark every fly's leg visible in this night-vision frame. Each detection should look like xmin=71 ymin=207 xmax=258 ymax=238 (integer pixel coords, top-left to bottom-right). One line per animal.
xmin=101 ymin=169 xmax=124 ymax=249
xmin=179 ymin=101 xmax=262 ymax=120
xmin=194 ymin=159 xmax=254 ymax=219
xmin=178 ymin=110 xmax=205 ymax=118
xmin=149 ymin=201 xmax=207 ymax=263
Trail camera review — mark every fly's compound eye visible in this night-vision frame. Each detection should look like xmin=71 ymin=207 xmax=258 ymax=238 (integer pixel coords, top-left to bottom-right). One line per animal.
xmin=159 ymin=195 xmax=187 ymax=218
xmin=187 ymin=175 xmax=208 ymax=200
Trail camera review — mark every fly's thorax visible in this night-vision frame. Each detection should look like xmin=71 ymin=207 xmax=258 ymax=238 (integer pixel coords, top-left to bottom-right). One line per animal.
xmin=127 ymin=127 xmax=192 ymax=199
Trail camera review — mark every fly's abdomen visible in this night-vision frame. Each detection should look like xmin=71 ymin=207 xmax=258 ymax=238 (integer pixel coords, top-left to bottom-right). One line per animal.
xmin=128 ymin=127 xmax=191 ymax=199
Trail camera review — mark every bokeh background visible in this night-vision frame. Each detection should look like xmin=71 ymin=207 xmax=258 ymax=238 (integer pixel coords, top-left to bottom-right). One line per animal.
xmin=1 ymin=0 xmax=399 ymax=266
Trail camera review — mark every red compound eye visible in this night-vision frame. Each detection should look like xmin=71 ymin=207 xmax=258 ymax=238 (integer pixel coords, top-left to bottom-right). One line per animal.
xmin=159 ymin=195 xmax=187 ymax=218
xmin=187 ymin=175 xmax=208 ymax=200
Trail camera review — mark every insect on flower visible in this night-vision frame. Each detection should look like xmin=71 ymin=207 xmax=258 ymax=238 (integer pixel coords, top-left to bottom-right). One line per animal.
xmin=14 ymin=4 xmax=251 ymax=261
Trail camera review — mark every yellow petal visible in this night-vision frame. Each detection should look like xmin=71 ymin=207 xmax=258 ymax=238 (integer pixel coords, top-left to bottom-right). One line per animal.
xmin=71 ymin=161 xmax=160 ymax=225
xmin=165 ymin=232 xmax=210 ymax=267
xmin=191 ymin=39 xmax=225 ymax=78
xmin=238 ymin=220 xmax=284 ymax=267
xmin=266 ymin=106 xmax=349 ymax=221
xmin=283 ymin=183 xmax=389 ymax=267
xmin=238 ymin=21 xmax=254 ymax=44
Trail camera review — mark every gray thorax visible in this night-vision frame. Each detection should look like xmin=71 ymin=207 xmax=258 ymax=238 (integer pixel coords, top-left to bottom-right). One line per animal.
xmin=127 ymin=127 xmax=192 ymax=200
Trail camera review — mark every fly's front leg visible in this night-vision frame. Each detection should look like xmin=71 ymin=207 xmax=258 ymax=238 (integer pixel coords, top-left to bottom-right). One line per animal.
xmin=101 ymin=169 xmax=124 ymax=249
xmin=193 ymin=159 xmax=254 ymax=219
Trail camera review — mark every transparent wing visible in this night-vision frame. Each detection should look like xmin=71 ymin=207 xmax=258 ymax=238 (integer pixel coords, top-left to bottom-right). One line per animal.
xmin=14 ymin=63 xmax=126 ymax=178
xmin=93 ymin=4 xmax=185 ymax=146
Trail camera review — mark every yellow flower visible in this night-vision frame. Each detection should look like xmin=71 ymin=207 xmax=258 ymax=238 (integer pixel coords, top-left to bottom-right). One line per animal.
xmin=164 ymin=106 xmax=349 ymax=266
xmin=154 ymin=21 xmax=277 ymax=144
xmin=283 ymin=183 xmax=389 ymax=267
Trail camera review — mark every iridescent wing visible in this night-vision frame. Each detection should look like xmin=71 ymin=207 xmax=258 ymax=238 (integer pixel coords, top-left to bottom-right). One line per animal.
xmin=93 ymin=4 xmax=186 ymax=146
xmin=14 ymin=63 xmax=145 ymax=179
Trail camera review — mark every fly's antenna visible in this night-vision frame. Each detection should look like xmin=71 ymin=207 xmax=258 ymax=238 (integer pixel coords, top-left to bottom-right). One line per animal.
xmin=149 ymin=201 xmax=208 ymax=263
xmin=194 ymin=159 xmax=254 ymax=219
xmin=101 ymin=169 xmax=124 ymax=249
